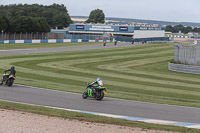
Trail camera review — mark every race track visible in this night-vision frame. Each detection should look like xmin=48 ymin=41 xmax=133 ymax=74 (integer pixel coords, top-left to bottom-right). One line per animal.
xmin=0 ymin=43 xmax=134 ymax=55
xmin=0 ymin=84 xmax=200 ymax=124
xmin=0 ymin=43 xmax=200 ymax=126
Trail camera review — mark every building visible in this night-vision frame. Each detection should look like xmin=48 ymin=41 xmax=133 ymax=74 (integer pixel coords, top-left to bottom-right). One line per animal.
xmin=69 ymin=23 xmax=165 ymax=38
xmin=51 ymin=23 xmax=168 ymax=42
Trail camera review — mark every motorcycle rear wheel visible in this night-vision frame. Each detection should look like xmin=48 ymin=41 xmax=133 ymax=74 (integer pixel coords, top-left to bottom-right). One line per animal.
xmin=96 ymin=91 xmax=104 ymax=101
xmin=7 ymin=79 xmax=14 ymax=87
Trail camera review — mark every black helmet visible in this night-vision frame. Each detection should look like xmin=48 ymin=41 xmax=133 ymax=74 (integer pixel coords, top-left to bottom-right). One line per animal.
xmin=11 ymin=66 xmax=15 ymax=70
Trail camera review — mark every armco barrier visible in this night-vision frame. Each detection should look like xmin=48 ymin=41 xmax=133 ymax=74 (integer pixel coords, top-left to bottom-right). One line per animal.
xmin=168 ymin=62 xmax=200 ymax=75
xmin=191 ymin=37 xmax=200 ymax=39
xmin=0 ymin=39 xmax=169 ymax=44
xmin=0 ymin=39 xmax=113 ymax=44
xmin=41 ymin=40 xmax=48 ymax=43
xmin=56 ymin=39 xmax=63 ymax=43
xmin=9 ymin=40 xmax=15 ymax=43
xmin=24 ymin=40 xmax=32 ymax=43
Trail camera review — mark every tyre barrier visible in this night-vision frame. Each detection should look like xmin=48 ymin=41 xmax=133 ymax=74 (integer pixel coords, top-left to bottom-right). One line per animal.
xmin=168 ymin=62 xmax=200 ymax=75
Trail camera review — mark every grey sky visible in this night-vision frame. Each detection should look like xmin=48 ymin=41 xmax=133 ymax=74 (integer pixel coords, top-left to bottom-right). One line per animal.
xmin=0 ymin=0 xmax=199 ymax=23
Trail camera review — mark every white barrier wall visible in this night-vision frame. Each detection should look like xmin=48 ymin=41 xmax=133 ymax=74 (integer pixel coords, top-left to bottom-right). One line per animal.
xmin=15 ymin=40 xmax=24 ymax=43
xmin=169 ymin=62 xmax=200 ymax=75
xmin=48 ymin=39 xmax=57 ymax=43
xmin=134 ymin=30 xmax=165 ymax=39
xmin=32 ymin=40 xmax=41 ymax=43
xmin=173 ymin=44 xmax=200 ymax=65
xmin=63 ymin=39 xmax=71 ymax=42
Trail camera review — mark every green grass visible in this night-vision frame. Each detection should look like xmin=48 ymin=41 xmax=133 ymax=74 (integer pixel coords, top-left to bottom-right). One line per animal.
xmin=1 ymin=43 xmax=200 ymax=107
xmin=0 ymin=42 xmax=110 ymax=50
xmin=0 ymin=100 xmax=199 ymax=133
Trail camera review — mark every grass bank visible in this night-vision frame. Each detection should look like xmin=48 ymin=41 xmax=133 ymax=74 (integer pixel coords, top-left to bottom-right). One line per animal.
xmin=0 ymin=100 xmax=199 ymax=133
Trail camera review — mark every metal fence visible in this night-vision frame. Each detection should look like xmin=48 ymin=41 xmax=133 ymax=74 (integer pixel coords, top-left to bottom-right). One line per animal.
xmin=173 ymin=44 xmax=200 ymax=65
xmin=65 ymin=33 xmax=111 ymax=40
xmin=0 ymin=32 xmax=64 ymax=40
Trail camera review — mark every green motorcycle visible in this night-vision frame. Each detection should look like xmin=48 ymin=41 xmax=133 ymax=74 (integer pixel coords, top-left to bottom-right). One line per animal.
xmin=82 ymin=83 xmax=107 ymax=101
xmin=0 ymin=72 xmax=16 ymax=86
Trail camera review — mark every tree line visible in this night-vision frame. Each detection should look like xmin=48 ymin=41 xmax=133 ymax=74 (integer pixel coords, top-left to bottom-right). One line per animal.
xmin=0 ymin=4 xmax=72 ymax=33
xmin=166 ymin=24 xmax=200 ymax=34
xmin=2 ymin=4 xmax=200 ymax=35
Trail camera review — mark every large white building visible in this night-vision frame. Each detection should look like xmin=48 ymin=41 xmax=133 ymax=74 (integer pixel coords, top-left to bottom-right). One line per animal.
xmin=51 ymin=23 xmax=168 ymax=42
xmin=69 ymin=24 xmax=165 ymax=39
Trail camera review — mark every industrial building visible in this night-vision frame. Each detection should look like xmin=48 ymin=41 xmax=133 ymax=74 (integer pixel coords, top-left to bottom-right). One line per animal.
xmin=51 ymin=23 xmax=169 ymax=42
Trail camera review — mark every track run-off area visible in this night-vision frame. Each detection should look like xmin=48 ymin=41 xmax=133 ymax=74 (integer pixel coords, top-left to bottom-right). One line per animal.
xmin=0 ymin=42 xmax=200 ymax=129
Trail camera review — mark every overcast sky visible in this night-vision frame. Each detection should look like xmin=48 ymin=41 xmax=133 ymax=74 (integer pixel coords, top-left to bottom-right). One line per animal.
xmin=0 ymin=0 xmax=199 ymax=23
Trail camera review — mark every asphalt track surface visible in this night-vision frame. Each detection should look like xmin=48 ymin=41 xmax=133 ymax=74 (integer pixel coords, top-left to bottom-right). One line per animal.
xmin=0 ymin=43 xmax=200 ymax=124
xmin=0 ymin=43 xmax=134 ymax=55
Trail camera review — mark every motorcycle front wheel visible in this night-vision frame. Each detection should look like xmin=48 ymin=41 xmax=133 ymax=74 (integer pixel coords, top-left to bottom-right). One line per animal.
xmin=82 ymin=92 xmax=88 ymax=99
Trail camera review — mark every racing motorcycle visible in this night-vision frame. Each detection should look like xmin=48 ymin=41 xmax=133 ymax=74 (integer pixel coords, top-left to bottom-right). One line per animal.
xmin=114 ymin=40 xmax=117 ymax=45
xmin=82 ymin=83 xmax=107 ymax=101
xmin=103 ymin=42 xmax=106 ymax=46
xmin=0 ymin=72 xmax=16 ymax=86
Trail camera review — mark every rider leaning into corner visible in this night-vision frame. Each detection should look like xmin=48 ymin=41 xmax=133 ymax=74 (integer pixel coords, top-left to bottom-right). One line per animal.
xmin=91 ymin=77 xmax=103 ymax=92
xmin=2 ymin=66 xmax=16 ymax=82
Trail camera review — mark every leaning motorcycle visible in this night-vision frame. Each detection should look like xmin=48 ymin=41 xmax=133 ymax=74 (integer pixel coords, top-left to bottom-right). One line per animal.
xmin=0 ymin=72 xmax=16 ymax=86
xmin=82 ymin=83 xmax=107 ymax=101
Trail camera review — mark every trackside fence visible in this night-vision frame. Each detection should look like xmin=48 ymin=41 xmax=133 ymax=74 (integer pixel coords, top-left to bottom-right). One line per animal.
xmin=0 ymin=32 xmax=64 ymax=40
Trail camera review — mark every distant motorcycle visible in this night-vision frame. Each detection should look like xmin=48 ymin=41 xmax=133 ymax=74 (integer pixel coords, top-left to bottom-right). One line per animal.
xmin=114 ymin=40 xmax=117 ymax=45
xmin=82 ymin=83 xmax=107 ymax=101
xmin=0 ymin=72 xmax=16 ymax=86
xmin=103 ymin=42 xmax=106 ymax=46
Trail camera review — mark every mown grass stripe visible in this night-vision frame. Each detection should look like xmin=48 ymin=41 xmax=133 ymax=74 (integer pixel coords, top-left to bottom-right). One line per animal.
xmin=1 ymin=43 xmax=200 ymax=107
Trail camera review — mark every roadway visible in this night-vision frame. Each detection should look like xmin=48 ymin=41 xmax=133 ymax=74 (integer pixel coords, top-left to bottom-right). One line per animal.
xmin=0 ymin=84 xmax=200 ymax=124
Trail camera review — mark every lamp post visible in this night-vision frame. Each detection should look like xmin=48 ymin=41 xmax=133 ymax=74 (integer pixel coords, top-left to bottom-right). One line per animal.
xmin=1 ymin=30 xmax=3 ymax=40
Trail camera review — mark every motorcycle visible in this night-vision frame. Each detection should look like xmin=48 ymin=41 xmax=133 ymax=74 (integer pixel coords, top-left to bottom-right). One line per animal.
xmin=114 ymin=40 xmax=117 ymax=45
xmin=103 ymin=42 xmax=106 ymax=46
xmin=82 ymin=83 xmax=107 ymax=101
xmin=0 ymin=72 xmax=16 ymax=86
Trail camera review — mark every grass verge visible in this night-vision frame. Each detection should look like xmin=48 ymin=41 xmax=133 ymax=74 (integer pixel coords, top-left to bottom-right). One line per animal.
xmin=0 ymin=100 xmax=199 ymax=133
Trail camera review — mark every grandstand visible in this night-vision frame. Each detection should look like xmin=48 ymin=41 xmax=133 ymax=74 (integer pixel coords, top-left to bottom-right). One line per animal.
xmin=51 ymin=23 xmax=168 ymax=42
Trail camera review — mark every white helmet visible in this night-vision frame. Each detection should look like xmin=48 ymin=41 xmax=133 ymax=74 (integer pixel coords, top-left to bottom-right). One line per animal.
xmin=97 ymin=77 xmax=101 ymax=81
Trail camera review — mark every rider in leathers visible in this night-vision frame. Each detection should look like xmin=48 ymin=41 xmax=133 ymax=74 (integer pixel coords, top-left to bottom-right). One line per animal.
xmin=91 ymin=77 xmax=103 ymax=94
xmin=2 ymin=66 xmax=16 ymax=83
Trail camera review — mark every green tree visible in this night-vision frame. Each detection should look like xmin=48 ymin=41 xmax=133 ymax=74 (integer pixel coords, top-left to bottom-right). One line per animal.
xmin=193 ymin=27 xmax=200 ymax=32
xmin=185 ymin=26 xmax=192 ymax=34
xmin=165 ymin=25 xmax=173 ymax=32
xmin=86 ymin=9 xmax=105 ymax=23
xmin=12 ymin=16 xmax=50 ymax=33
xmin=0 ymin=15 xmax=10 ymax=32
xmin=0 ymin=3 xmax=72 ymax=32
xmin=166 ymin=24 xmax=196 ymax=34
xmin=173 ymin=24 xmax=184 ymax=33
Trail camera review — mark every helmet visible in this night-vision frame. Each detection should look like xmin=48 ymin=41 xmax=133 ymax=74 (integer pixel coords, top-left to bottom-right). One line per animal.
xmin=11 ymin=66 xmax=15 ymax=70
xmin=97 ymin=77 xmax=101 ymax=81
